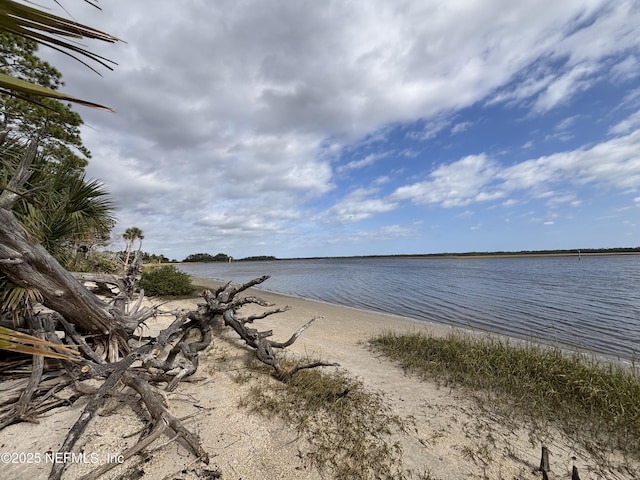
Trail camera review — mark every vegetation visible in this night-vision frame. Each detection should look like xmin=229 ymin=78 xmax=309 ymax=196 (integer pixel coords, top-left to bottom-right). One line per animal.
xmin=122 ymin=226 xmax=144 ymax=271
xmin=0 ymin=0 xmax=120 ymax=110
xmin=183 ymin=252 xmax=232 ymax=262
xmin=1 ymin=32 xmax=116 ymax=324
xmin=12 ymin=163 xmax=114 ymax=265
xmin=139 ymin=265 xmax=195 ymax=297
xmin=237 ymin=255 xmax=277 ymax=261
xmin=0 ymin=33 xmax=116 ymax=265
xmin=369 ymin=332 xmax=640 ymax=461
xmin=141 ymin=251 xmax=172 ymax=264
xmin=430 ymin=247 xmax=640 ymax=257
xmin=238 ymin=356 xmax=408 ymax=480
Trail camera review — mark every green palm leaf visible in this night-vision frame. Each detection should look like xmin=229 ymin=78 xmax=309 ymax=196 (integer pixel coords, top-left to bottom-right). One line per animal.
xmin=0 ymin=0 xmax=120 ymax=62
xmin=0 ymin=71 xmax=113 ymax=111
xmin=0 ymin=0 xmax=121 ymax=109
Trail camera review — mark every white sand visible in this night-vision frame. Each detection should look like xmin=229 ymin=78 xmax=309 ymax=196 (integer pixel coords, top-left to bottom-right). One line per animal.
xmin=0 ymin=278 xmax=636 ymax=479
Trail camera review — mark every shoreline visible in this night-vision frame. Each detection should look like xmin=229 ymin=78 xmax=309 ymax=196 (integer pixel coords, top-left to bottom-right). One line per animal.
xmin=154 ymin=250 xmax=640 ymax=267
xmin=189 ymin=275 xmax=452 ymax=342
xmin=190 ymin=276 xmax=638 ymax=367
xmin=2 ymin=280 xmax=638 ymax=479
xmin=185 ymin=278 xmax=640 ymax=478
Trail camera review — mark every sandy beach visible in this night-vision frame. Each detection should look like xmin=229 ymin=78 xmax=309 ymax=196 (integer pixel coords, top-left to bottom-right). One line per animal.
xmin=1 ymin=277 xmax=636 ymax=479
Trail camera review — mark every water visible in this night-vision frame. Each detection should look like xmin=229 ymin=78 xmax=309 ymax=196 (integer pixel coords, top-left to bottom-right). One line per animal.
xmin=178 ymin=255 xmax=640 ymax=361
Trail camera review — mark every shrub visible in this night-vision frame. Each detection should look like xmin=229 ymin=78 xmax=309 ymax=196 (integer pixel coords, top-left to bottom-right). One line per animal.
xmin=139 ymin=266 xmax=194 ymax=296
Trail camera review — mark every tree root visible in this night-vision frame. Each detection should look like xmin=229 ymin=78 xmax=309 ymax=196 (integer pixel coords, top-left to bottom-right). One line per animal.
xmin=1 ymin=274 xmax=336 ymax=479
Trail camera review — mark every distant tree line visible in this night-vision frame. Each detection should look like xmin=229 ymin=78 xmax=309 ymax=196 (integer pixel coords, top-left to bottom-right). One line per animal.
xmin=435 ymin=247 xmax=640 ymax=257
xmin=236 ymin=256 xmax=277 ymax=262
xmin=183 ymin=252 xmax=232 ymax=263
xmin=181 ymin=253 xmax=278 ymax=262
xmin=141 ymin=252 xmax=174 ymax=264
xmin=287 ymin=247 xmax=640 ymax=261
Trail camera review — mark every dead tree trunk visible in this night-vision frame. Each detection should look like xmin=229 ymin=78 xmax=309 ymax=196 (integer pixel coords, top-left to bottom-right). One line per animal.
xmin=202 ymin=276 xmax=338 ymax=381
xmin=0 ymin=209 xmax=129 ymax=338
xmin=0 ymin=139 xmax=145 ymax=341
xmin=1 ymin=142 xmax=338 ymax=477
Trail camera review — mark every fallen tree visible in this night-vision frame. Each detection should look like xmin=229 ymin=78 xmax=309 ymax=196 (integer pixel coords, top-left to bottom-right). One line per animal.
xmin=0 ymin=261 xmax=336 ymax=479
xmin=1 ymin=162 xmax=336 ymax=479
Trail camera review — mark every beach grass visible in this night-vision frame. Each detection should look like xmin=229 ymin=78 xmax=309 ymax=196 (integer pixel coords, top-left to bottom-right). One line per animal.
xmin=368 ymin=331 xmax=640 ymax=461
xmin=237 ymin=356 xmax=421 ymax=480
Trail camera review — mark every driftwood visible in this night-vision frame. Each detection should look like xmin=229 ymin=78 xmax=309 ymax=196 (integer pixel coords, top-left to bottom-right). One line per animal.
xmin=0 ymin=268 xmax=335 ymax=479
xmin=70 ymin=272 xmax=125 ymax=296
xmin=1 ymin=149 xmax=335 ymax=477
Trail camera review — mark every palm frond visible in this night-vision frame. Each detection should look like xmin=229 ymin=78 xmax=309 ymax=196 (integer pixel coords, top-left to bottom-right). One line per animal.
xmin=0 ymin=0 xmax=121 ymax=109
xmin=0 ymin=0 xmax=121 ymax=48
xmin=0 ymin=71 xmax=113 ymax=111
xmin=0 ymin=325 xmax=80 ymax=360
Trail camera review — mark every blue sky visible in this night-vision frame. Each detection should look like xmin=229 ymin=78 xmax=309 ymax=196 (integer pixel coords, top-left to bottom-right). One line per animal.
xmin=42 ymin=0 xmax=640 ymax=259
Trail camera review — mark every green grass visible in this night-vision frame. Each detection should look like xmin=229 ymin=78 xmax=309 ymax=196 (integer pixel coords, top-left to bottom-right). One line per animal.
xmin=369 ymin=331 xmax=640 ymax=461
xmin=237 ymin=356 xmax=412 ymax=480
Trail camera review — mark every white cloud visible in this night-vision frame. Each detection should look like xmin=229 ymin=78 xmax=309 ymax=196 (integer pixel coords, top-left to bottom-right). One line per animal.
xmin=32 ymin=0 xmax=640 ymax=257
xmin=392 ymin=129 xmax=640 ymax=210
xmin=337 ymin=153 xmax=388 ymax=173
xmin=392 ymin=154 xmax=503 ymax=207
xmin=555 ymin=115 xmax=580 ymax=131
xmin=327 ymin=223 xmax=419 ymax=245
xmin=487 ymin=72 xmax=556 ymax=107
xmin=490 ymin=2 xmax=640 ymax=113
xmin=327 ymin=188 xmax=397 ymax=223
xmin=451 ymin=121 xmax=473 ymax=135
xmin=611 ymin=54 xmax=640 ymax=81
xmin=503 ymin=129 xmax=640 ymax=192
xmin=406 ymin=117 xmax=452 ymax=141
xmin=533 ymin=63 xmax=599 ymax=113
xmin=609 ymin=110 xmax=640 ymax=135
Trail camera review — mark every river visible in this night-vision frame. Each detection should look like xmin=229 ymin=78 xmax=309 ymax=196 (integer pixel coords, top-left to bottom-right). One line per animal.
xmin=178 ymin=255 xmax=640 ymax=361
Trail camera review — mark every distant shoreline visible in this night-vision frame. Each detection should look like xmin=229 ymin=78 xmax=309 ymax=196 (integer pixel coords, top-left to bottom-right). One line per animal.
xmin=153 ymin=248 xmax=640 ymax=266
xmin=403 ymin=251 xmax=640 ymax=259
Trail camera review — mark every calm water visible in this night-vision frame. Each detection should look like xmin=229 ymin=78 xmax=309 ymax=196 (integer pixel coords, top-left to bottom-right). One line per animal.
xmin=179 ymin=256 xmax=640 ymax=361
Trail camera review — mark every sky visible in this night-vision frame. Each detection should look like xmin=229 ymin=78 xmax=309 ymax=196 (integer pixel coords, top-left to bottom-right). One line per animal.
xmin=38 ymin=0 xmax=640 ymax=260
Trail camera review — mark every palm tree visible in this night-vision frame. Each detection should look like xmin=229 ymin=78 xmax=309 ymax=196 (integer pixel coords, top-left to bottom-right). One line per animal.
xmin=13 ymin=162 xmax=115 ymax=264
xmin=0 ymin=1 xmax=126 ymax=353
xmin=123 ymin=227 xmax=144 ymax=271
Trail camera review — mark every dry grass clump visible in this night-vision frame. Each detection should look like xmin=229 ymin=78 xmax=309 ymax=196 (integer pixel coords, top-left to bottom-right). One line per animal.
xmin=237 ymin=356 xmax=411 ymax=480
xmin=369 ymin=331 xmax=640 ymax=462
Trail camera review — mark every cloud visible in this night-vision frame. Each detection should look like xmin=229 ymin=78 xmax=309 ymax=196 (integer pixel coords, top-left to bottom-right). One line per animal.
xmin=451 ymin=121 xmax=473 ymax=135
xmin=406 ymin=117 xmax=452 ymax=141
xmin=489 ymin=2 xmax=640 ymax=113
xmin=326 ymin=223 xmax=420 ymax=246
xmin=392 ymin=129 xmax=640 ymax=210
xmin=327 ymin=188 xmax=397 ymax=223
xmin=337 ymin=152 xmax=388 ymax=173
xmin=34 ymin=0 xmax=640 ymax=257
xmin=611 ymin=54 xmax=640 ymax=81
xmin=609 ymin=110 xmax=640 ymax=135
xmin=533 ymin=63 xmax=599 ymax=113
xmin=392 ymin=154 xmax=504 ymax=207
xmin=504 ymin=129 xmax=640 ymax=191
